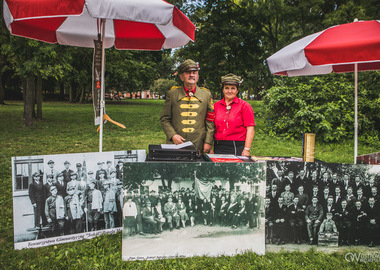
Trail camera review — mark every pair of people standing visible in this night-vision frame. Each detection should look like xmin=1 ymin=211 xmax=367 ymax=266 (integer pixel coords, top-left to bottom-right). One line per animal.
xmin=160 ymin=59 xmax=255 ymax=156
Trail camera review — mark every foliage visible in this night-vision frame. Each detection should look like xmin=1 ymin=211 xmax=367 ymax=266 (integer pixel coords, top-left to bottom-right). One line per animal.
xmin=262 ymin=74 xmax=380 ymax=143
xmin=152 ymin=78 xmax=177 ymax=97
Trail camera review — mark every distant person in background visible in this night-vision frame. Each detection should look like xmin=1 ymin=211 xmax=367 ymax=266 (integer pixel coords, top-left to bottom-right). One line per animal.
xmin=213 ymin=73 xmax=255 ymax=156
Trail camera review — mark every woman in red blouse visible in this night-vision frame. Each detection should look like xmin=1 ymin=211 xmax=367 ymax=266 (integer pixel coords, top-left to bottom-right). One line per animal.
xmin=213 ymin=73 xmax=255 ymax=156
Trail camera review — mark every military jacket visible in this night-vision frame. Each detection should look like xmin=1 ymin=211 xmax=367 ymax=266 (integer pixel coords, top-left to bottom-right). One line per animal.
xmin=160 ymin=85 xmax=215 ymax=152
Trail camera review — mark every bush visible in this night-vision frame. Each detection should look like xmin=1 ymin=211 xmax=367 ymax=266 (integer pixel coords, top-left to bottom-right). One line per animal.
xmin=263 ymin=73 xmax=380 ymax=143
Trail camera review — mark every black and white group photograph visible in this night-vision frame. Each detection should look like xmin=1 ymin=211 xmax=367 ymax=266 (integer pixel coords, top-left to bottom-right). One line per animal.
xmin=265 ymin=160 xmax=380 ymax=251
xmin=12 ymin=150 xmax=146 ymax=249
xmin=122 ymin=162 xmax=266 ymax=260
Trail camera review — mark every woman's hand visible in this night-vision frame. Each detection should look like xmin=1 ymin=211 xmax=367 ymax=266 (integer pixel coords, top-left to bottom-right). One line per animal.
xmin=241 ymin=149 xmax=251 ymax=156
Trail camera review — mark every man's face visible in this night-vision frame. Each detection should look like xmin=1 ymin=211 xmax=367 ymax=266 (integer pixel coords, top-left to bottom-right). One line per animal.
xmin=342 ymin=201 xmax=347 ymax=208
xmin=48 ymin=163 xmax=54 ymax=169
xmin=357 ymin=189 xmax=363 ymax=197
xmin=332 ymin=173 xmax=338 ymax=181
xmin=293 ymin=197 xmax=299 ymax=205
xmin=355 ymin=176 xmax=361 ymax=184
xmin=64 ymin=164 xmax=70 ymax=169
xmin=272 ymin=185 xmax=277 ymax=192
xmin=369 ymin=198 xmax=375 ymax=207
xmin=372 ymin=187 xmax=378 ymax=195
xmin=51 ymin=188 xmax=57 ymax=196
xmin=327 ymin=198 xmax=333 ymax=205
xmin=265 ymin=198 xmax=271 ymax=207
xmin=298 ymin=186 xmax=304 ymax=193
xmin=288 ymin=171 xmax=294 ymax=180
xmin=335 ymin=187 xmax=341 ymax=195
xmin=312 ymin=197 xmax=318 ymax=205
xmin=278 ymin=170 xmax=283 ymax=177
xmin=356 ymin=201 xmax=361 ymax=209
xmin=278 ymin=197 xmax=284 ymax=205
xmin=180 ymin=70 xmax=199 ymax=86
xmin=300 ymin=170 xmax=305 ymax=177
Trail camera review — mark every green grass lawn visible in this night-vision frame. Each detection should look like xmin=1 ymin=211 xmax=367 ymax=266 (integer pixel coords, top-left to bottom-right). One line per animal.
xmin=0 ymin=100 xmax=379 ymax=269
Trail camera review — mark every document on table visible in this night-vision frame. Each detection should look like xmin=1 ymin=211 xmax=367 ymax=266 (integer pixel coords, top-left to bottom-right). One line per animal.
xmin=161 ymin=141 xmax=194 ymax=149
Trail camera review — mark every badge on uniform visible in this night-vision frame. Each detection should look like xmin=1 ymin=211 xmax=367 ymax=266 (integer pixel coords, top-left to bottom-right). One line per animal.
xmin=226 ymin=105 xmax=231 ymax=111
xmin=189 ymin=92 xmax=194 ymax=97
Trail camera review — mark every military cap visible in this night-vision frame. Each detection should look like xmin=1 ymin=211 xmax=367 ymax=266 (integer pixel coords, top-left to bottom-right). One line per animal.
xmin=89 ymin=179 xmax=96 ymax=185
xmin=76 ymin=163 xmax=82 ymax=167
xmin=47 ymin=160 xmax=54 ymax=164
xmin=221 ymin=73 xmax=242 ymax=86
xmin=70 ymin=172 xmax=77 ymax=177
xmin=87 ymin=170 xmax=94 ymax=175
xmin=67 ymin=185 xmax=75 ymax=191
xmin=32 ymin=172 xmax=40 ymax=177
xmin=46 ymin=174 xmax=54 ymax=179
xmin=178 ymin=59 xmax=199 ymax=74
xmin=98 ymin=169 xmax=106 ymax=175
xmin=97 ymin=161 xmax=104 ymax=165
xmin=116 ymin=180 xmax=123 ymax=186
xmin=64 ymin=160 xmax=70 ymax=165
xmin=57 ymin=172 xmax=64 ymax=177
xmin=50 ymin=185 xmax=57 ymax=191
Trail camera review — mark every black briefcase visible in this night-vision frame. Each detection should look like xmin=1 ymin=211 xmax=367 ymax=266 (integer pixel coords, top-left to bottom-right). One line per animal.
xmin=147 ymin=144 xmax=198 ymax=161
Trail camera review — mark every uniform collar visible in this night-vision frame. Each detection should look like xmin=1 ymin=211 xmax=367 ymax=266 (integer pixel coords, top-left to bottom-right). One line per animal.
xmin=220 ymin=96 xmax=239 ymax=107
xmin=177 ymin=85 xmax=205 ymax=102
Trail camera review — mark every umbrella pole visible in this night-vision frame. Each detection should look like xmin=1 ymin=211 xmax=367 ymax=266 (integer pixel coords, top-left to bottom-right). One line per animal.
xmin=354 ymin=63 xmax=358 ymax=164
xmin=99 ymin=19 xmax=106 ymax=152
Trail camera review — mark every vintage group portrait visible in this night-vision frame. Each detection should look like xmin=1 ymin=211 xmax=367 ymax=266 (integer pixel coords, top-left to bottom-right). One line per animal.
xmin=122 ymin=162 xmax=266 ymax=260
xmin=12 ymin=150 xmax=146 ymax=249
xmin=265 ymin=160 xmax=380 ymax=249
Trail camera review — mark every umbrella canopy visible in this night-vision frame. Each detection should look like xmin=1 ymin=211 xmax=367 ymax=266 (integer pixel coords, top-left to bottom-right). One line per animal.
xmin=3 ymin=0 xmax=195 ymax=50
xmin=4 ymin=0 xmax=195 ymax=152
xmin=266 ymin=20 xmax=380 ymax=164
xmin=267 ymin=20 xmax=380 ymax=76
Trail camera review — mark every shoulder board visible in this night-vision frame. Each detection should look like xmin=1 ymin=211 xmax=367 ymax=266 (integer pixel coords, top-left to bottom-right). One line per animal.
xmin=200 ymin=87 xmax=211 ymax=92
xmin=170 ymin=86 xmax=181 ymax=90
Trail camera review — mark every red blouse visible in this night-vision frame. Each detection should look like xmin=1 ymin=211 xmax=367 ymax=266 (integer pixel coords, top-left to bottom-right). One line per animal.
xmin=214 ymin=97 xmax=255 ymax=141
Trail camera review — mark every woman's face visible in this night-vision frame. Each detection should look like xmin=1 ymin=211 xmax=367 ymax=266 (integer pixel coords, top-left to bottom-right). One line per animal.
xmin=223 ymin=84 xmax=238 ymax=101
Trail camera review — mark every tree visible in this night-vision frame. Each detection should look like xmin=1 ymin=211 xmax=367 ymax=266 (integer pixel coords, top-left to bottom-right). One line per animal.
xmin=152 ymin=78 xmax=177 ymax=98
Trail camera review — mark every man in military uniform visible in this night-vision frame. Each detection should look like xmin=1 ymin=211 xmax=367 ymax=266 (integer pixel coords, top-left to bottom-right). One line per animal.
xmin=160 ymin=59 xmax=215 ymax=153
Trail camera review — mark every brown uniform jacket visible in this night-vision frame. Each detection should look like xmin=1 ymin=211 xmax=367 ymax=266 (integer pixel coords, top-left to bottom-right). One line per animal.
xmin=160 ymin=85 xmax=215 ymax=152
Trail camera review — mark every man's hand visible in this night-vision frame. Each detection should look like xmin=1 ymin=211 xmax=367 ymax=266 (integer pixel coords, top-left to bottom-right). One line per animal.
xmin=203 ymin=143 xmax=212 ymax=153
xmin=172 ymin=134 xmax=186 ymax=145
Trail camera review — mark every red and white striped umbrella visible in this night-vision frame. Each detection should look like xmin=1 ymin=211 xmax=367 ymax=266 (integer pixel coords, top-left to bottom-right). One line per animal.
xmin=267 ymin=20 xmax=380 ymax=76
xmin=4 ymin=0 xmax=195 ymax=152
xmin=3 ymin=0 xmax=195 ymax=50
xmin=267 ymin=20 xmax=380 ymax=164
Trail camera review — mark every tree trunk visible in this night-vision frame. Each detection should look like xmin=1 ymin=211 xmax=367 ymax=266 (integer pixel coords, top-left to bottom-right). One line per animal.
xmin=79 ymin=86 xmax=85 ymax=103
xmin=0 ymin=72 xmax=5 ymax=105
xmin=59 ymin=81 xmax=65 ymax=101
xmin=24 ymin=76 xmax=35 ymax=126
xmin=36 ymin=76 xmax=43 ymax=119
